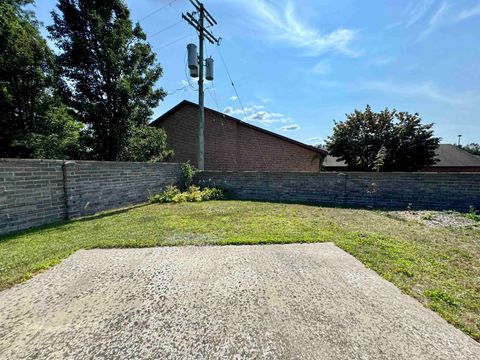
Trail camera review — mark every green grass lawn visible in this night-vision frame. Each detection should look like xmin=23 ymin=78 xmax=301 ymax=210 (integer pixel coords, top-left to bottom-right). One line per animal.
xmin=1 ymin=201 xmax=479 ymax=341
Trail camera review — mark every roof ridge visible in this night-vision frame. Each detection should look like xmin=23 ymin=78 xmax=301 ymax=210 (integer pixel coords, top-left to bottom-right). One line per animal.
xmin=151 ymin=100 xmax=327 ymax=155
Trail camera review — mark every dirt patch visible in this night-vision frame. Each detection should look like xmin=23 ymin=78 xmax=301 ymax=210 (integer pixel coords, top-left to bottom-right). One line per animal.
xmin=388 ymin=210 xmax=478 ymax=228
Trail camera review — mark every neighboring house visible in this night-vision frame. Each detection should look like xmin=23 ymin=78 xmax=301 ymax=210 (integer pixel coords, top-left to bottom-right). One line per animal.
xmin=323 ymin=144 xmax=480 ymax=172
xmin=151 ymin=100 xmax=327 ymax=172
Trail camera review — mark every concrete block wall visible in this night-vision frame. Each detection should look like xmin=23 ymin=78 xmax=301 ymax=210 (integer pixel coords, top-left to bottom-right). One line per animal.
xmin=0 ymin=159 xmax=182 ymax=236
xmin=64 ymin=161 xmax=182 ymax=218
xmin=196 ymin=171 xmax=480 ymax=211
xmin=0 ymin=159 xmax=67 ymax=235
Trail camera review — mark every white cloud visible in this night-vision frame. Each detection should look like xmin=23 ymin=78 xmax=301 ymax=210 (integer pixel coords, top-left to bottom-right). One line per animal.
xmin=247 ymin=111 xmax=291 ymax=124
xmin=404 ymin=0 xmax=437 ymax=27
xmin=311 ymin=60 xmax=331 ymax=75
xmin=241 ymin=0 xmax=359 ymax=57
xmin=224 ymin=103 xmax=294 ymax=126
xmin=417 ymin=2 xmax=449 ymax=41
xmin=229 ymin=96 xmax=238 ymax=101
xmin=386 ymin=0 xmax=436 ymax=30
xmin=224 ymin=105 xmax=262 ymax=117
xmin=279 ymin=124 xmax=300 ymax=131
xmin=455 ymin=3 xmax=480 ymax=22
xmin=307 ymin=137 xmax=323 ymax=144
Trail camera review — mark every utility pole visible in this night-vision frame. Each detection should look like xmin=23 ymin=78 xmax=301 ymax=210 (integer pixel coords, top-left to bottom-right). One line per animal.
xmin=182 ymin=0 xmax=220 ymax=170
xmin=458 ymin=134 xmax=462 ymax=147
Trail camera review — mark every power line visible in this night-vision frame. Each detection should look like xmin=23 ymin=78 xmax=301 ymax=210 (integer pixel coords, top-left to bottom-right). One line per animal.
xmin=149 ymin=20 xmax=183 ymax=38
xmin=217 ymin=47 xmax=247 ymax=121
xmin=138 ymin=0 xmax=180 ymax=22
xmin=167 ymin=85 xmax=189 ymax=96
xmin=216 ymin=48 xmax=269 ymax=169
xmin=207 ymin=84 xmax=221 ymax=113
xmin=157 ymin=33 xmax=191 ymax=50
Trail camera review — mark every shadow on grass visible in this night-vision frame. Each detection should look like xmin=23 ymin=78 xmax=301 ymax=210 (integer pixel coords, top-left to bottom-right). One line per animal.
xmin=0 ymin=203 xmax=149 ymax=243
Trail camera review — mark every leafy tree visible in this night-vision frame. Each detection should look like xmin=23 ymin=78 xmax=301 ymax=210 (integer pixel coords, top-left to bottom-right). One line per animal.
xmin=460 ymin=143 xmax=480 ymax=156
xmin=48 ymin=0 xmax=167 ymax=161
xmin=118 ymin=126 xmax=173 ymax=163
xmin=0 ymin=0 xmax=81 ymax=159
xmin=13 ymin=104 xmax=83 ymax=159
xmin=326 ymin=105 xmax=440 ymax=171
xmin=0 ymin=0 xmax=54 ymax=157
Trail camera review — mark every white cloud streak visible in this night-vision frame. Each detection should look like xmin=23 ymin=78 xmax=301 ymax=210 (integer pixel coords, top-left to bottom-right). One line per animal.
xmin=404 ymin=0 xmax=437 ymax=27
xmin=417 ymin=2 xmax=449 ymax=40
xmin=241 ymin=0 xmax=359 ymax=57
xmin=455 ymin=3 xmax=480 ymax=22
xmin=278 ymin=124 xmax=300 ymax=131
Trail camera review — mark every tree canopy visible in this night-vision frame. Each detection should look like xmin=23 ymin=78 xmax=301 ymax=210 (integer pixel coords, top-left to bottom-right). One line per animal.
xmin=0 ymin=0 xmax=76 ymax=158
xmin=459 ymin=143 xmax=480 ymax=156
xmin=326 ymin=105 xmax=440 ymax=171
xmin=48 ymin=0 xmax=168 ymax=161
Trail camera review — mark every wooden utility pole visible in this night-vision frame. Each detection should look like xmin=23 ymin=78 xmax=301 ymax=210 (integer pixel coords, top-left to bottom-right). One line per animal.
xmin=182 ymin=0 xmax=220 ymax=170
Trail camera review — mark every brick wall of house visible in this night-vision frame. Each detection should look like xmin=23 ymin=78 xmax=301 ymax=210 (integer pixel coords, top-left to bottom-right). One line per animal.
xmin=0 ymin=159 xmax=182 ymax=236
xmin=196 ymin=171 xmax=480 ymax=211
xmin=156 ymin=103 xmax=323 ymax=172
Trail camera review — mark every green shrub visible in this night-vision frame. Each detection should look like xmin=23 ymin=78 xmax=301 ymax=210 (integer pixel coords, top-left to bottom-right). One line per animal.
xmin=181 ymin=161 xmax=197 ymax=188
xmin=172 ymin=192 xmax=188 ymax=204
xmin=201 ymin=187 xmax=227 ymax=200
xmin=149 ymin=185 xmax=181 ymax=204
xmin=149 ymin=185 xmax=227 ymax=204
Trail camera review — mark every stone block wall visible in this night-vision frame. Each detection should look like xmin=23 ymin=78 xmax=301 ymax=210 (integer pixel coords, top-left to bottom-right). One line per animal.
xmin=0 ymin=159 xmax=66 ymax=235
xmin=196 ymin=171 xmax=480 ymax=211
xmin=0 ymin=159 xmax=182 ymax=236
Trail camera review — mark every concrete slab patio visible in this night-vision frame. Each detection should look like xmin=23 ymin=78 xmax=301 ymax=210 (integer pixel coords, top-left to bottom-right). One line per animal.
xmin=0 ymin=243 xmax=479 ymax=359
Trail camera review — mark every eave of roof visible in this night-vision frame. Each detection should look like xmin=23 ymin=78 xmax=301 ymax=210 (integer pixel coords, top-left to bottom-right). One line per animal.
xmin=150 ymin=100 xmax=328 ymax=156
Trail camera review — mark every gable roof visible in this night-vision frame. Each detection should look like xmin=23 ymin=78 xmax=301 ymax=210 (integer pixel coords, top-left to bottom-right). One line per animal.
xmin=323 ymin=144 xmax=480 ymax=168
xmin=151 ymin=100 xmax=327 ymax=156
xmin=433 ymin=144 xmax=480 ymax=167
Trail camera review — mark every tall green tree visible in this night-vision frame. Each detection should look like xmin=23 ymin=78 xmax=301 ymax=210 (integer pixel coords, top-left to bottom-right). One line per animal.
xmin=0 ymin=0 xmax=81 ymax=159
xmin=326 ymin=105 xmax=440 ymax=171
xmin=48 ymin=0 xmax=167 ymax=161
xmin=0 ymin=0 xmax=50 ymax=156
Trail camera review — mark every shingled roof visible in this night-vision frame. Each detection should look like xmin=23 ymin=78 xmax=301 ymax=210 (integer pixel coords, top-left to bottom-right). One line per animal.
xmin=323 ymin=144 xmax=480 ymax=169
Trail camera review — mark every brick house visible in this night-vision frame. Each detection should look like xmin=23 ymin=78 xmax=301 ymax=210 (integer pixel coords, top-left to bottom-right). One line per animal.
xmin=151 ymin=100 xmax=327 ymax=172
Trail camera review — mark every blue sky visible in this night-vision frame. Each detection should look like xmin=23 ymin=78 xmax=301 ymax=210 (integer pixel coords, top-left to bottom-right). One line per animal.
xmin=33 ymin=0 xmax=480 ymax=145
